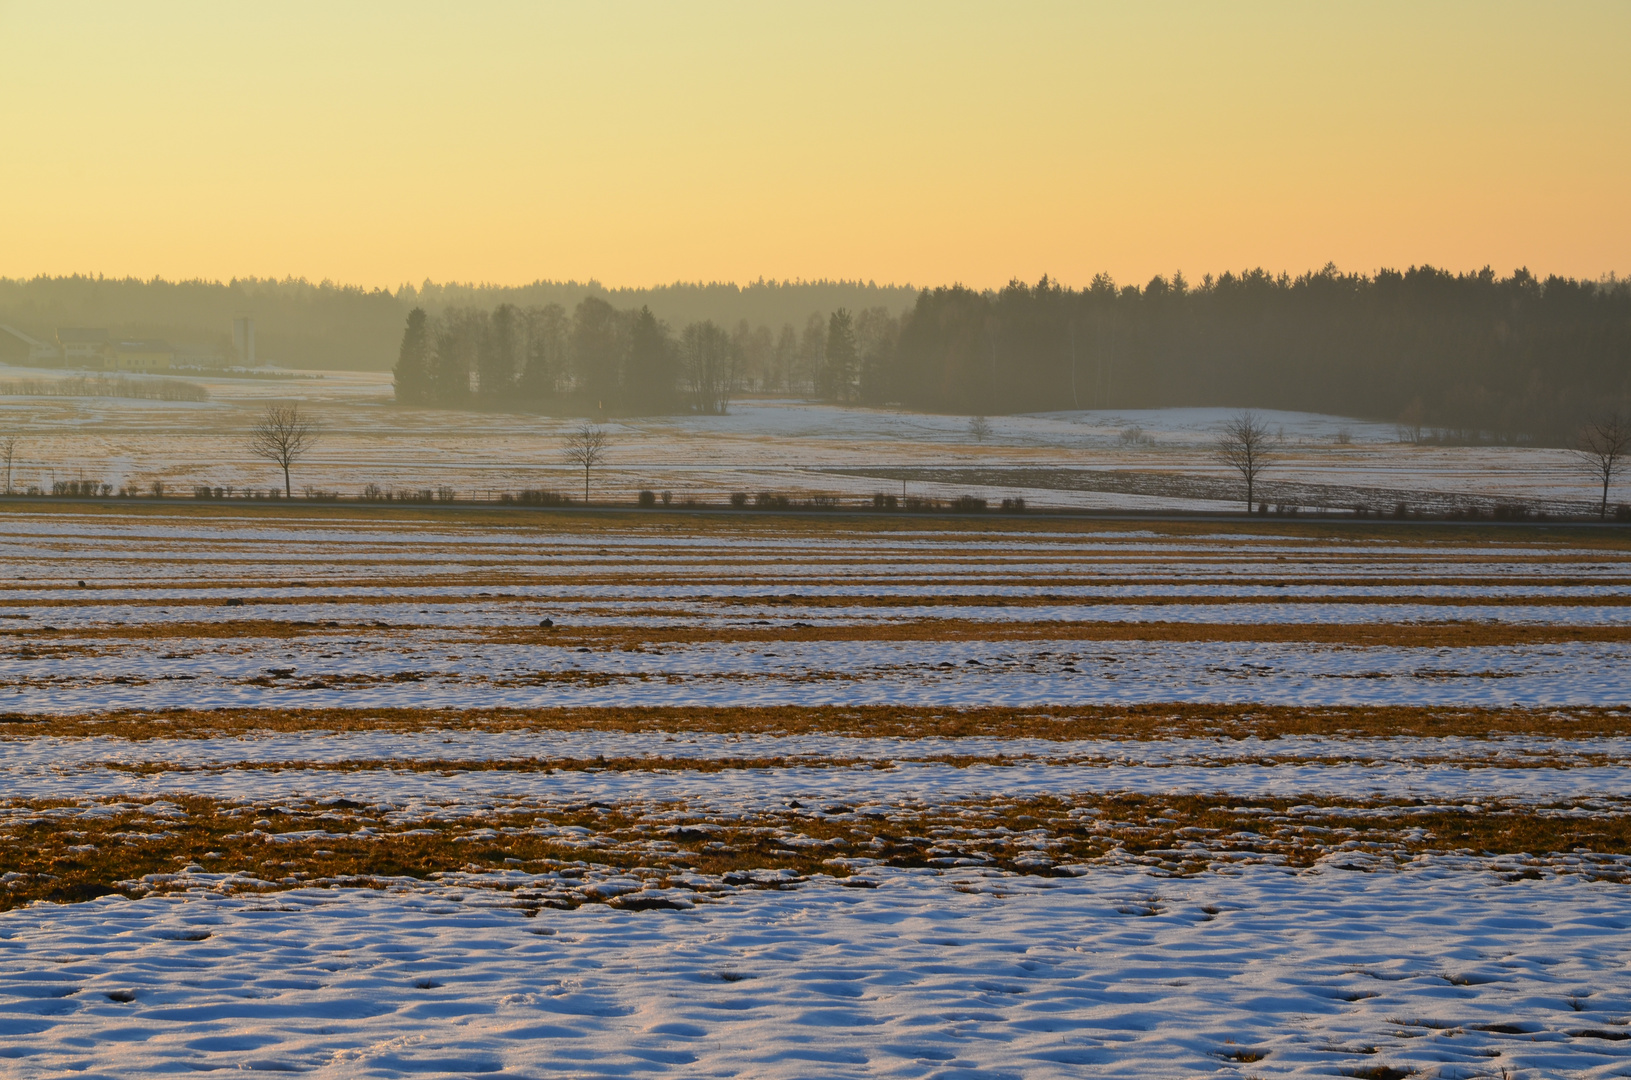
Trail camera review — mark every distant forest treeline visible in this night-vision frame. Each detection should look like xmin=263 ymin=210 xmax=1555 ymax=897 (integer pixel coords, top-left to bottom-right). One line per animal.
xmin=0 ymin=275 xmax=914 ymax=371
xmin=4 ymin=268 xmax=1628 ymax=441
xmin=393 ymin=266 xmax=1631 ymax=443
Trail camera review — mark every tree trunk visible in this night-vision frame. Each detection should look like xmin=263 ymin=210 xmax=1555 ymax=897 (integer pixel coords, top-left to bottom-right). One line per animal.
xmin=283 ymin=465 xmax=291 ymax=499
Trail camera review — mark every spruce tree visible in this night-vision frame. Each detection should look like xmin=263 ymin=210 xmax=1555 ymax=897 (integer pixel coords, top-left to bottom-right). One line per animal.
xmin=392 ymin=308 xmax=431 ymax=404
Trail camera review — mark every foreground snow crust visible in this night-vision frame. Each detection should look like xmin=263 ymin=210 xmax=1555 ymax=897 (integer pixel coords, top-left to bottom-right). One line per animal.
xmin=3 ymin=863 xmax=1629 ymax=1080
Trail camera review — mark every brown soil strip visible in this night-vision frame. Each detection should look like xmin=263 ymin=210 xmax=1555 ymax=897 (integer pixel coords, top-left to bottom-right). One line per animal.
xmin=90 ymin=755 xmax=880 ymax=776
xmin=7 ymin=590 xmax=1631 ymax=612
xmin=6 ymin=703 xmax=1630 ymax=741
xmin=82 ymin=749 xmax=1625 ymax=774
xmin=472 ymin=620 xmax=1631 ymax=648
xmin=3 ymin=792 xmax=1625 ymax=910
xmin=8 ymin=619 xmax=1631 ymax=649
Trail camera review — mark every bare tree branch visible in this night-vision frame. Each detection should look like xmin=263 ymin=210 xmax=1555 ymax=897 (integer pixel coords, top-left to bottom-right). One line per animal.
xmin=562 ymin=424 xmax=609 ymax=503
xmin=1569 ymin=413 xmax=1631 ymax=520
xmin=1214 ymin=410 xmax=1273 ymax=512
xmin=248 ymin=404 xmax=318 ymax=498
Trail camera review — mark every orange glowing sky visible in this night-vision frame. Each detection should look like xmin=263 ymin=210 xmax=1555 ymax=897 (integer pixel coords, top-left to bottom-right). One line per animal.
xmin=2 ymin=2 xmax=1626 ymax=290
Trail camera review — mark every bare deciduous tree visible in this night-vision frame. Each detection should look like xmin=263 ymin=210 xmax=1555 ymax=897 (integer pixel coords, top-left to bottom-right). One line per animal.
xmin=1215 ymin=410 xmax=1273 ymax=511
xmin=563 ymin=423 xmax=608 ymax=503
xmin=968 ymin=416 xmax=991 ymax=443
xmin=1570 ymin=413 xmax=1631 ymax=519
xmin=248 ymin=404 xmax=318 ymax=498
xmin=0 ymin=435 xmax=17 ymax=496
xmin=682 ymin=321 xmax=740 ymax=415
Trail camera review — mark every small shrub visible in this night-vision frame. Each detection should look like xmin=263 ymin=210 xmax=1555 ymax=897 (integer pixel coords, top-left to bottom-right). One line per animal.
xmin=660 ymin=490 xmax=673 ymax=506
xmin=505 ymin=489 xmax=569 ymax=507
xmin=360 ymin=483 xmax=387 ymax=501
xmin=903 ymin=496 xmax=938 ymax=512
xmin=872 ymin=493 xmax=898 ymax=510
xmin=637 ymin=489 xmax=656 ymax=508
xmin=436 ymin=486 xmax=456 ymax=503
xmin=952 ymin=495 xmax=987 ymax=512
xmin=149 ymin=480 xmax=164 ymax=498
xmin=754 ymin=491 xmax=789 ymax=509
xmin=1000 ymin=497 xmax=1026 ymax=512
xmin=1492 ymin=503 xmax=1529 ymax=521
xmin=729 ymin=492 xmax=747 ymax=508
xmin=808 ymin=495 xmax=838 ymax=509
xmin=1391 ymin=502 xmax=1409 ymax=519
xmin=1256 ymin=502 xmax=1268 ymax=515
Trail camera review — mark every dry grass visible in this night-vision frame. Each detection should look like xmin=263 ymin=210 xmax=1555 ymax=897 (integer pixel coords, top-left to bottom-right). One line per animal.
xmin=5 ymin=703 xmax=1630 ymax=742
xmin=7 ymin=619 xmax=1630 ymax=650
xmin=469 ymin=620 xmax=1631 ymax=649
xmin=3 ymin=790 xmax=1625 ymax=910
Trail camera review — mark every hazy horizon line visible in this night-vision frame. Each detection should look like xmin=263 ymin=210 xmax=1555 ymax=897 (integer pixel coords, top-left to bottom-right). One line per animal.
xmin=3 ymin=263 xmax=1627 ymax=297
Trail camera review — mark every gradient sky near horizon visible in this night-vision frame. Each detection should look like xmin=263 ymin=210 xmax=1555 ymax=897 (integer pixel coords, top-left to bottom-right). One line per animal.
xmin=2 ymin=2 xmax=1627 ymax=291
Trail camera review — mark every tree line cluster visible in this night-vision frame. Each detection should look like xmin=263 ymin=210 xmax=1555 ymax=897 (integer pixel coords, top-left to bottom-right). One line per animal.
xmin=390 ymin=266 xmax=1631 ymax=443
xmin=391 ymin=299 xmax=901 ymax=413
xmin=888 ymin=267 xmax=1631 ymax=444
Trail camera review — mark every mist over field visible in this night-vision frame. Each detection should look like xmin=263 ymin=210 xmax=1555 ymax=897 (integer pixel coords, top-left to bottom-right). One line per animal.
xmin=6 ymin=266 xmax=1629 ymax=446
xmin=0 ymin=276 xmax=915 ymax=373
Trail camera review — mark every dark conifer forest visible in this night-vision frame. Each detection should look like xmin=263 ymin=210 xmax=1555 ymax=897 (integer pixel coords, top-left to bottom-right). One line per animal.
xmin=886 ymin=267 xmax=1631 ymax=443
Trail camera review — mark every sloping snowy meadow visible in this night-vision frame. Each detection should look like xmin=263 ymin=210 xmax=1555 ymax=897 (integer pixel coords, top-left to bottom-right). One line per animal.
xmin=0 ymin=368 xmax=1614 ymax=514
xmin=2 ymin=503 xmax=1630 ymax=1077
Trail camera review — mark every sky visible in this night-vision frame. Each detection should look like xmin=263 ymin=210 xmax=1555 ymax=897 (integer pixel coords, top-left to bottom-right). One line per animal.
xmin=1 ymin=1 xmax=1627 ymax=291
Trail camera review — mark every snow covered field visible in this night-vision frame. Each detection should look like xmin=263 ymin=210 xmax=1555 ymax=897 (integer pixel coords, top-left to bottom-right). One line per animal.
xmin=3 ymin=503 xmax=1630 ymax=1077
xmin=5 ymin=866 xmax=1630 ymax=1080
xmin=0 ymin=368 xmax=1614 ymax=513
